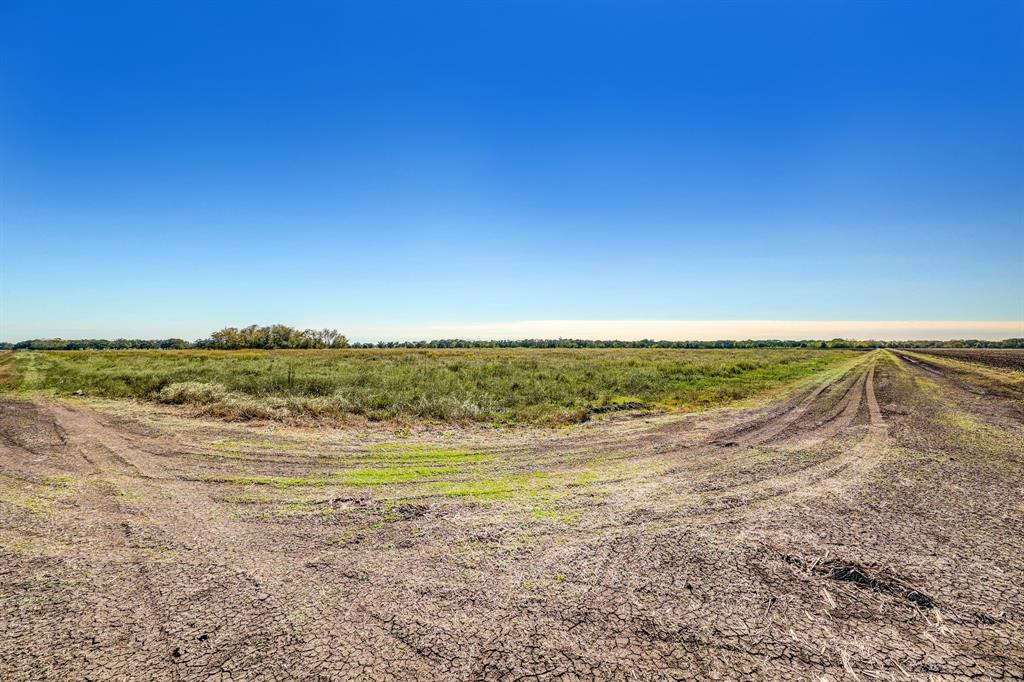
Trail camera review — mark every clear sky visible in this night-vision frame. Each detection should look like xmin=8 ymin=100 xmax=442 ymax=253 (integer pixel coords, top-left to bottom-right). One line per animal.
xmin=1 ymin=1 xmax=1022 ymax=342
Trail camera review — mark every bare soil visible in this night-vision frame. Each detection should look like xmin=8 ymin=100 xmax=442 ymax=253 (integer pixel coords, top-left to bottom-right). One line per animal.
xmin=912 ymin=348 xmax=1024 ymax=371
xmin=2 ymin=350 xmax=1022 ymax=680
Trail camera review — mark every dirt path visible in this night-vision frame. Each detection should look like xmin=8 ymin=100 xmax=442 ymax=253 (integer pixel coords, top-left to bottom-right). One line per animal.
xmin=2 ymin=350 xmax=1022 ymax=680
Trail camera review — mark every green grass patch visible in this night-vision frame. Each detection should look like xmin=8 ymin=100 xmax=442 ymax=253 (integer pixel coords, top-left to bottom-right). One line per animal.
xmin=4 ymin=495 xmax=53 ymax=515
xmin=114 ymin=488 xmax=145 ymax=501
xmin=431 ymin=472 xmax=560 ymax=501
xmin=205 ymin=465 xmax=460 ymax=489
xmin=530 ymin=508 xmax=581 ymax=524
xmin=433 ymin=478 xmax=525 ymax=500
xmin=364 ymin=443 xmax=490 ymax=464
xmin=339 ymin=466 xmax=459 ymax=486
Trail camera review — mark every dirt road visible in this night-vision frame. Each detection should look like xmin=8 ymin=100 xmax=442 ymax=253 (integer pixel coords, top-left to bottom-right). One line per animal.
xmin=2 ymin=350 xmax=1022 ymax=680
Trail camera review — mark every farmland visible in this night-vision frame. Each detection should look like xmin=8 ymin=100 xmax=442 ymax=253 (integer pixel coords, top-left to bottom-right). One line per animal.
xmin=1 ymin=348 xmax=1023 ymax=679
xmin=911 ymin=347 xmax=1024 ymax=371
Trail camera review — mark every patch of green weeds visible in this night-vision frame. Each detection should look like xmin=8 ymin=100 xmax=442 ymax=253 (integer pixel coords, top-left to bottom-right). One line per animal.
xmin=365 ymin=443 xmax=490 ymax=465
xmin=432 ymin=472 xmax=553 ymax=501
xmin=12 ymin=496 xmax=52 ymax=515
xmin=206 ymin=465 xmax=459 ymax=489
xmin=530 ymin=507 xmax=580 ymax=524
xmin=115 ymin=488 xmax=145 ymax=501
xmin=339 ymin=466 xmax=459 ymax=485
xmin=944 ymin=411 xmax=983 ymax=432
xmin=2 ymin=474 xmax=78 ymax=516
xmin=212 ymin=475 xmax=331 ymax=489
xmin=433 ymin=477 xmax=523 ymax=500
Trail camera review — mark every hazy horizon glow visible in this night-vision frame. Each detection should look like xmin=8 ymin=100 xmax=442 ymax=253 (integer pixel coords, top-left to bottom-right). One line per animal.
xmin=2 ymin=320 xmax=1021 ymax=344
xmin=1 ymin=2 xmax=1021 ymax=337
xmin=352 ymin=320 xmax=1024 ymax=343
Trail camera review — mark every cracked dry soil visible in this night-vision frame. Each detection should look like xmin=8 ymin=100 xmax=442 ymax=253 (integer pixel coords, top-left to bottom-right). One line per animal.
xmin=1 ymin=350 xmax=1022 ymax=680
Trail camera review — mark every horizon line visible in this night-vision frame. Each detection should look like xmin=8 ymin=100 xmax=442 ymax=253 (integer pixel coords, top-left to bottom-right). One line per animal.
xmin=344 ymin=319 xmax=1024 ymax=342
xmin=4 ymin=319 xmax=1022 ymax=344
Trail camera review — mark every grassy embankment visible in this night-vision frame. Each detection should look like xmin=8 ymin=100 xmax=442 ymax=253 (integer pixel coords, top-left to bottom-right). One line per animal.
xmin=2 ymin=348 xmax=859 ymax=425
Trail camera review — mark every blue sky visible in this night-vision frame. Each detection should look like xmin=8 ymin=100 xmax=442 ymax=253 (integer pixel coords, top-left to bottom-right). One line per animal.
xmin=1 ymin=1 xmax=1022 ymax=341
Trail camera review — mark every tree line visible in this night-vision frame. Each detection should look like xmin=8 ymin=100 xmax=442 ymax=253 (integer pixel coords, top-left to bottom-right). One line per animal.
xmin=2 ymin=326 xmax=1022 ymax=350
xmin=3 ymin=325 xmax=348 ymax=351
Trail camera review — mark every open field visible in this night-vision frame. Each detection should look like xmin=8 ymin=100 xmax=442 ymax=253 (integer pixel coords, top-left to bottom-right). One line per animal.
xmin=1 ymin=348 xmax=856 ymax=425
xmin=2 ymin=349 xmax=1023 ymax=680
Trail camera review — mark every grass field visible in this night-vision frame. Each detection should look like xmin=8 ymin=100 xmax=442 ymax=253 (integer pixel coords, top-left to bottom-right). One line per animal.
xmin=1 ymin=348 xmax=858 ymax=424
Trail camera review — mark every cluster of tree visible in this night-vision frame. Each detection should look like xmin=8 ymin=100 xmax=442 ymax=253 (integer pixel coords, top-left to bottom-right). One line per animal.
xmin=195 ymin=325 xmax=348 ymax=349
xmin=3 ymin=331 xmax=1021 ymax=351
xmin=2 ymin=325 xmax=348 ymax=350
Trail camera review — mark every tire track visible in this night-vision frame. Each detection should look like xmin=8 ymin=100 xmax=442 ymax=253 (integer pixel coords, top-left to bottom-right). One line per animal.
xmin=13 ymin=402 xmax=346 ymax=679
xmin=783 ymin=362 xmax=866 ymax=442
xmin=865 ymin=358 xmax=885 ymax=431
xmin=711 ymin=359 xmax=870 ymax=448
xmin=48 ymin=403 xmax=167 ymax=480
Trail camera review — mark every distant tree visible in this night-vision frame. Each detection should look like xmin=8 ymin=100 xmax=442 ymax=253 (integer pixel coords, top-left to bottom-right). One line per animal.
xmin=7 ymin=330 xmax=1023 ymax=351
xmin=201 ymin=324 xmax=348 ymax=349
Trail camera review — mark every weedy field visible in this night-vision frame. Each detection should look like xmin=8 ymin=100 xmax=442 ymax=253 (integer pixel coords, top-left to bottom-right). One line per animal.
xmin=1 ymin=348 xmax=856 ymax=424
xmin=1 ymin=348 xmax=1023 ymax=680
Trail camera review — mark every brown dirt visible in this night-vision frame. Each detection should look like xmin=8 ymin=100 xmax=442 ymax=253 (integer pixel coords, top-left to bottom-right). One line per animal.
xmin=2 ymin=350 xmax=1022 ymax=680
xmin=912 ymin=348 xmax=1024 ymax=371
